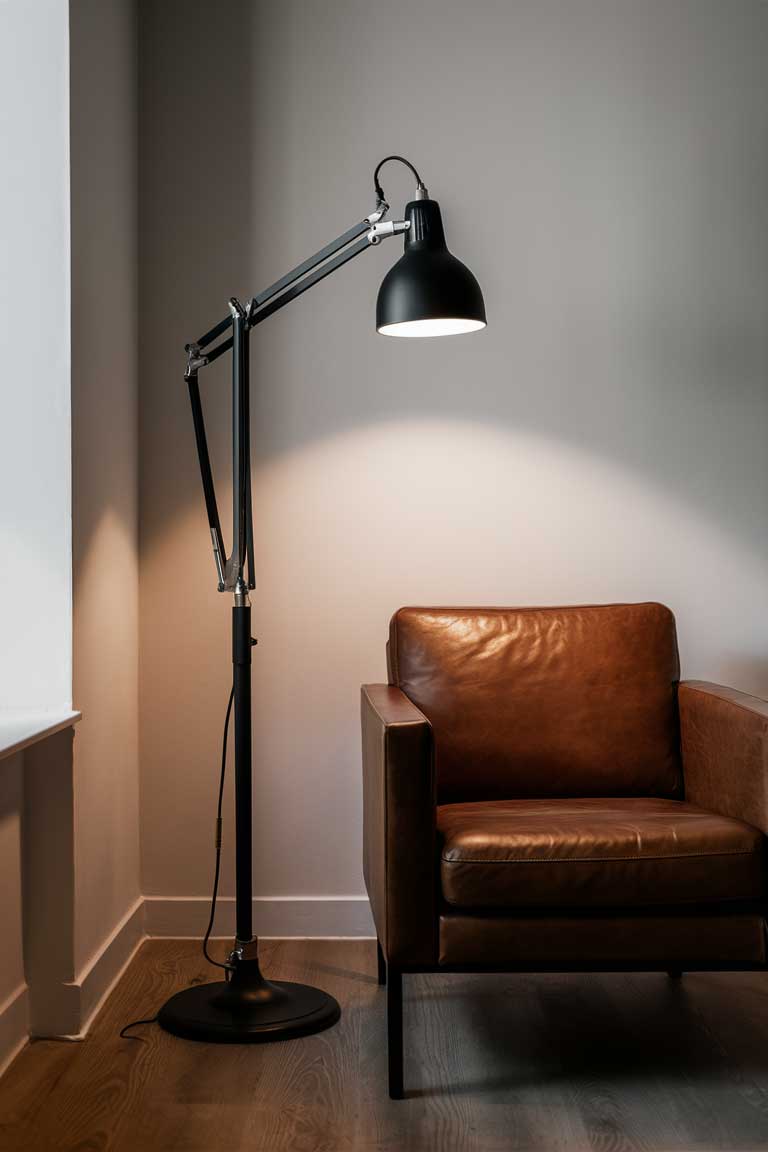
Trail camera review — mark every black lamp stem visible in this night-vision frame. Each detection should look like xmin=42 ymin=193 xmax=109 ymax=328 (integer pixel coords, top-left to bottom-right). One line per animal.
xmin=232 ymin=596 xmax=253 ymax=945
xmin=231 ymin=299 xmax=255 ymax=947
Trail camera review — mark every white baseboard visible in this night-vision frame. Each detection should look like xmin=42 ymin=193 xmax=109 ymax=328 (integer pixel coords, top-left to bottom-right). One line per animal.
xmin=29 ymin=896 xmax=145 ymax=1040
xmin=144 ymin=895 xmax=375 ymax=939
xmin=11 ymin=894 xmax=373 ymax=1059
xmin=75 ymin=896 xmax=146 ymax=1036
xmin=0 ymin=984 xmax=29 ymax=1078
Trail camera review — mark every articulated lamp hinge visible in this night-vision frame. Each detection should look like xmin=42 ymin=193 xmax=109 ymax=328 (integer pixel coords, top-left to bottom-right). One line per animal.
xmin=366 ymin=198 xmax=389 ymax=225
xmin=185 ymin=342 xmax=209 ymax=378
xmin=366 ymin=219 xmax=410 ymax=246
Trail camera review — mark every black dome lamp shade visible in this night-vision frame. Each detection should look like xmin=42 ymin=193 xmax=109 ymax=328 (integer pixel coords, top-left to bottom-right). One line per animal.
xmin=374 ymin=157 xmax=486 ymax=338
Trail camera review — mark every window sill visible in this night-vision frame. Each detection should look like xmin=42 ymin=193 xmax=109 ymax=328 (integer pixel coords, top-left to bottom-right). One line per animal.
xmin=0 ymin=710 xmax=81 ymax=763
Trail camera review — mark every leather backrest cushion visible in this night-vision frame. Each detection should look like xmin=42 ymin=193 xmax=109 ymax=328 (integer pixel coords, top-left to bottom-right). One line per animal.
xmin=389 ymin=604 xmax=682 ymax=802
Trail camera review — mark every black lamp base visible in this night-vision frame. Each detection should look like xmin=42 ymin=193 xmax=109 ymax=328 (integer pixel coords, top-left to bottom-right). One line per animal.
xmin=157 ymin=956 xmax=340 ymax=1043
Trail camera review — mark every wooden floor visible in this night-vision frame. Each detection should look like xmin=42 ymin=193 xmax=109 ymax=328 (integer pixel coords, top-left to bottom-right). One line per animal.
xmin=2 ymin=940 xmax=768 ymax=1151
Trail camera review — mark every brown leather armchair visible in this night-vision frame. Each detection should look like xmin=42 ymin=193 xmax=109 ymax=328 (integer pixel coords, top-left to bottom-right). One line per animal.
xmin=361 ymin=603 xmax=768 ymax=1097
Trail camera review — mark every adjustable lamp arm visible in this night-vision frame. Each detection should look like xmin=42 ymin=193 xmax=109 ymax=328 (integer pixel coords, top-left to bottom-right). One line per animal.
xmin=185 ymin=154 xmax=426 ymax=373
xmin=184 ymin=204 xmax=402 ymax=374
xmin=184 ymin=167 xmax=415 ymax=593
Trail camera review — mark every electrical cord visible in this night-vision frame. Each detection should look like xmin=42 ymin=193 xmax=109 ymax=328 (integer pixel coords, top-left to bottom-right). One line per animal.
xmin=203 ymin=683 xmax=235 ymax=972
xmin=119 ymin=1016 xmax=158 ymax=1040
xmin=373 ymin=154 xmax=426 ymax=205
xmin=119 ymin=683 xmax=235 ymax=1038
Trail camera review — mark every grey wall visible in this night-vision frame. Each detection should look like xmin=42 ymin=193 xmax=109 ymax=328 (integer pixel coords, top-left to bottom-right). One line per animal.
xmin=139 ymin=0 xmax=768 ymax=927
xmin=70 ymin=0 xmax=140 ymax=972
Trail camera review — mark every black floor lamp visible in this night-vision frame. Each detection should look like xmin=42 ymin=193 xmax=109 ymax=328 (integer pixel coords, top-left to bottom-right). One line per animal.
xmin=158 ymin=156 xmax=486 ymax=1044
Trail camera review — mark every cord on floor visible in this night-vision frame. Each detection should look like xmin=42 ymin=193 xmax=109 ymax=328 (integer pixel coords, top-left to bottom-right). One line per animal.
xmin=119 ymin=1016 xmax=158 ymax=1040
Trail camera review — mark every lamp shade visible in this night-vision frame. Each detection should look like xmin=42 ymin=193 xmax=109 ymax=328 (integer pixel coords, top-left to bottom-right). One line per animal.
xmin=376 ymin=199 xmax=486 ymax=337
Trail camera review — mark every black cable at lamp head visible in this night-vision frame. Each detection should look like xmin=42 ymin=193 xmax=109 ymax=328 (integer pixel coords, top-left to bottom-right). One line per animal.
xmin=373 ymin=154 xmax=428 ymax=208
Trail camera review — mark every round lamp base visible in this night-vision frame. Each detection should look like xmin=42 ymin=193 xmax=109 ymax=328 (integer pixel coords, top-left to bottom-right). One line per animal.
xmin=158 ymin=964 xmax=340 ymax=1044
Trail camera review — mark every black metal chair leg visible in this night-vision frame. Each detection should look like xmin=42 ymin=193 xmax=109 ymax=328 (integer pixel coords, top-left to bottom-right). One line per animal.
xmin=387 ymin=967 xmax=403 ymax=1099
xmin=376 ymin=939 xmax=387 ymax=986
xmin=667 ymin=969 xmax=683 ymax=979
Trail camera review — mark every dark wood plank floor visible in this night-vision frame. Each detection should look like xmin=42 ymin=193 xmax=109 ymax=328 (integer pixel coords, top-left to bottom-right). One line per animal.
xmin=2 ymin=939 xmax=768 ymax=1151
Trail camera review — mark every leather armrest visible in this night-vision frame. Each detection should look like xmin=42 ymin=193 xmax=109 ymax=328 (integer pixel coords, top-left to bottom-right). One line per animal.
xmin=361 ymin=684 xmax=437 ymax=966
xmin=679 ymin=680 xmax=768 ymax=834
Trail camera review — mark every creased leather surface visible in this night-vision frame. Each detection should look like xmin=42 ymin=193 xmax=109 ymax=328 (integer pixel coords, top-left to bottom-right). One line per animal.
xmin=439 ymin=910 xmax=767 ymax=966
xmin=437 ymin=796 xmax=765 ymax=908
xmin=389 ymin=603 xmax=682 ymax=802
xmin=361 ymin=684 xmax=437 ymax=966
xmin=680 ymin=680 xmax=768 ymax=837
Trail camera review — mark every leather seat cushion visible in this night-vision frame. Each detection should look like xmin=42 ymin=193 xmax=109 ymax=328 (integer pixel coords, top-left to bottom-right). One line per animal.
xmin=438 ymin=797 xmax=766 ymax=909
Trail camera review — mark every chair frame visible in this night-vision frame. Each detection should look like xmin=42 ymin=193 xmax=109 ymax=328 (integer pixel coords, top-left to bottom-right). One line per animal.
xmin=377 ymin=940 xmax=768 ymax=1098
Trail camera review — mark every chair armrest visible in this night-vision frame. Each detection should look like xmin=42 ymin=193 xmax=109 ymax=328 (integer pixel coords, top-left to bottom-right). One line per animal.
xmin=679 ymin=680 xmax=768 ymax=835
xmin=361 ymin=684 xmax=437 ymax=966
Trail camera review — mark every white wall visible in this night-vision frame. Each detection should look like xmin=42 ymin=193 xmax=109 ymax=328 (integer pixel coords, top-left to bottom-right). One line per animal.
xmin=0 ymin=0 xmax=72 ymax=713
xmin=0 ymin=0 xmax=77 ymax=1066
xmin=138 ymin=0 xmax=768 ymax=931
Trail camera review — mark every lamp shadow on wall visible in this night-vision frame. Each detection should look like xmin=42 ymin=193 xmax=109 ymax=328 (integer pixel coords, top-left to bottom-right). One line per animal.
xmin=136 ymin=0 xmax=768 ymax=910
xmin=138 ymin=0 xmax=768 ymax=572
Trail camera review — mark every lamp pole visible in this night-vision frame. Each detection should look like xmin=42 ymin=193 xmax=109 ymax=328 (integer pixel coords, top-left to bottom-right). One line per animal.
xmin=157 ymin=157 xmax=485 ymax=1044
